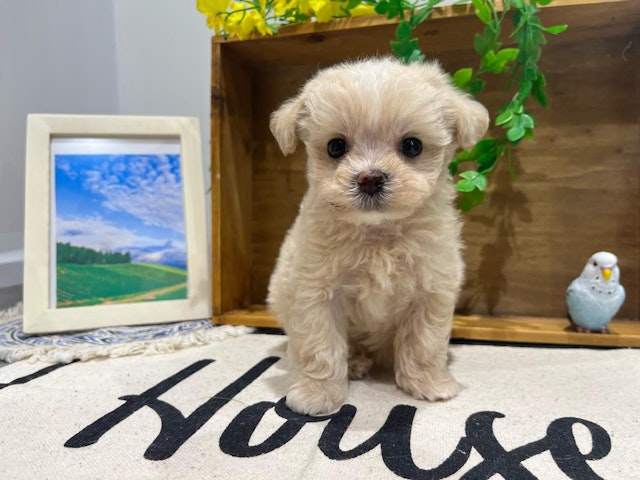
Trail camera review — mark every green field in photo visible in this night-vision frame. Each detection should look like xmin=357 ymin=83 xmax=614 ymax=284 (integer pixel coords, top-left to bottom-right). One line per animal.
xmin=56 ymin=263 xmax=187 ymax=308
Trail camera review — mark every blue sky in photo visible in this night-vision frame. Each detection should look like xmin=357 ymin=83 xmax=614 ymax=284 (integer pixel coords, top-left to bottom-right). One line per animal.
xmin=55 ymin=153 xmax=187 ymax=269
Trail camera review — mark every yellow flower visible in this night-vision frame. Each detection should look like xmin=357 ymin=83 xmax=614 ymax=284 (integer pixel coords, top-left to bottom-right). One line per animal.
xmin=248 ymin=10 xmax=274 ymax=36
xmin=297 ymin=0 xmax=311 ymax=15
xmin=196 ymin=0 xmax=232 ymax=15
xmin=274 ymin=0 xmax=294 ymax=16
xmin=309 ymin=0 xmax=334 ymax=22
xmin=349 ymin=4 xmax=377 ymax=17
xmin=198 ymin=0 xmax=373 ymax=39
xmin=206 ymin=14 xmax=227 ymax=35
xmin=223 ymin=5 xmax=273 ymax=39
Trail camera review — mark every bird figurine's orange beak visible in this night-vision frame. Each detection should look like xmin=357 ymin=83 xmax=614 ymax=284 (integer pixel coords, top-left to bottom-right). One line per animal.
xmin=602 ymin=268 xmax=612 ymax=281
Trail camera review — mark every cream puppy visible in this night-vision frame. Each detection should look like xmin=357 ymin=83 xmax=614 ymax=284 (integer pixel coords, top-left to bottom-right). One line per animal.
xmin=268 ymin=57 xmax=489 ymax=415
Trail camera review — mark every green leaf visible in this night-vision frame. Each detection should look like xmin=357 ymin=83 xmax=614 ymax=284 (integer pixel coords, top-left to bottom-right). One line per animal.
xmin=381 ymin=0 xmax=404 ymax=18
xmin=495 ymin=110 xmax=513 ymax=126
xmin=476 ymin=148 xmax=500 ymax=174
xmin=482 ymin=48 xmax=519 ymax=73
xmin=516 ymin=81 xmax=532 ymax=101
xmin=545 ymin=24 xmax=568 ymax=35
xmin=466 ymin=78 xmax=486 ymax=95
xmin=536 ymin=0 xmax=554 ymax=6
xmin=391 ymin=38 xmax=420 ymax=62
xmin=495 ymin=48 xmax=519 ymax=64
xmin=471 ymin=0 xmax=491 ymax=24
xmin=406 ymin=49 xmax=425 ymax=64
xmin=452 ymin=68 xmax=473 ymax=90
xmin=531 ymin=72 xmax=548 ymax=108
xmin=449 ymin=158 xmax=459 ymax=176
xmin=410 ymin=6 xmax=433 ymax=27
xmin=391 ymin=20 xmax=419 ymax=62
xmin=459 ymin=138 xmax=503 ymax=174
xmin=523 ymin=65 xmax=538 ymax=82
xmin=457 ymin=170 xmax=488 ymax=192
xmin=374 ymin=0 xmax=389 ymax=15
xmin=507 ymin=124 xmax=526 ymax=142
xmin=474 ymin=33 xmax=489 ymax=57
xmin=474 ymin=26 xmax=501 ymax=57
xmin=395 ymin=21 xmax=412 ymax=41
xmin=520 ymin=113 xmax=535 ymax=129
xmin=458 ymin=188 xmax=485 ymax=212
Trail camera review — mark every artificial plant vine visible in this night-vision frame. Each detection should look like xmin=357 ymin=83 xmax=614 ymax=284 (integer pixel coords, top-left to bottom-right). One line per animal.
xmin=376 ymin=0 xmax=566 ymax=210
xmin=198 ymin=0 xmax=566 ymax=210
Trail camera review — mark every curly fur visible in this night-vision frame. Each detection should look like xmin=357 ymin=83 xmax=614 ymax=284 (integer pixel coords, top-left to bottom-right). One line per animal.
xmin=267 ymin=57 xmax=489 ymax=415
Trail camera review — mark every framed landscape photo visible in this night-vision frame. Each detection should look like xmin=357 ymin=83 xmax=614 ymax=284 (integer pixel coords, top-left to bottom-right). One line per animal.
xmin=23 ymin=115 xmax=211 ymax=334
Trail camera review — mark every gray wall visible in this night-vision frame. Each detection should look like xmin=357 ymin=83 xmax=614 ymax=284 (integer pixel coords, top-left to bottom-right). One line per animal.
xmin=0 ymin=0 xmax=211 ymax=308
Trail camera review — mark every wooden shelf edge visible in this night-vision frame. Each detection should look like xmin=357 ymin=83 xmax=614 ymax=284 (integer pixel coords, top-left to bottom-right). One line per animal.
xmin=452 ymin=315 xmax=640 ymax=347
xmin=212 ymin=4 xmax=474 ymax=44
xmin=213 ymin=309 xmax=640 ymax=347
xmin=211 ymin=0 xmax=630 ymax=44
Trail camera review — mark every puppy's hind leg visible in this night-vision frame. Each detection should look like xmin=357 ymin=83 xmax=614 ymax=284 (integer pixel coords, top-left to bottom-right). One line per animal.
xmin=348 ymin=341 xmax=374 ymax=380
xmin=394 ymin=293 xmax=460 ymax=402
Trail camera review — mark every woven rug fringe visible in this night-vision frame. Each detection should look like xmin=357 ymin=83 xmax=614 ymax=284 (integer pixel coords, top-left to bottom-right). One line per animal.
xmin=0 ymin=324 xmax=253 ymax=364
xmin=0 ymin=302 xmax=253 ymax=364
xmin=0 ymin=302 xmax=23 ymax=323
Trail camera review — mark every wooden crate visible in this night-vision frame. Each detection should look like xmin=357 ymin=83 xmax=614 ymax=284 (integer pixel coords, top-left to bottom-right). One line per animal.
xmin=210 ymin=0 xmax=640 ymax=346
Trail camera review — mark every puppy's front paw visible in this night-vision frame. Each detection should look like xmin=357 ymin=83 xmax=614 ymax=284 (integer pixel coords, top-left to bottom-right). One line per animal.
xmin=396 ymin=369 xmax=461 ymax=402
xmin=286 ymin=377 xmax=348 ymax=416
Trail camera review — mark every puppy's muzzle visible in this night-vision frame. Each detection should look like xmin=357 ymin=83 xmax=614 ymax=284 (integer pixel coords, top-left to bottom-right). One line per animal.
xmin=357 ymin=170 xmax=388 ymax=196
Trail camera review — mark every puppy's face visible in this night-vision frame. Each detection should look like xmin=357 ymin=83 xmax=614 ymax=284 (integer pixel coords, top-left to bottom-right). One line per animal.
xmin=270 ymin=58 xmax=489 ymax=224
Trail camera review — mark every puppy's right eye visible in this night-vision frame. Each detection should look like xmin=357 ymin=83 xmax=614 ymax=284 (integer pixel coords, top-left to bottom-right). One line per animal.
xmin=327 ymin=138 xmax=348 ymax=159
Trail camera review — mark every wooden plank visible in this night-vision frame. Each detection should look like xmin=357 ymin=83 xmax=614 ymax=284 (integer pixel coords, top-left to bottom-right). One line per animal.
xmin=457 ymin=32 xmax=639 ymax=319
xmin=214 ymin=307 xmax=640 ymax=347
xmin=215 ymin=49 xmax=254 ymax=313
xmin=212 ymin=3 xmax=476 ymax=44
xmin=210 ymin=43 xmax=223 ymax=314
xmin=211 ymin=0 xmax=629 ymax=44
xmin=453 ymin=316 xmax=640 ymax=347
xmin=211 ymin=0 xmax=640 ymax=325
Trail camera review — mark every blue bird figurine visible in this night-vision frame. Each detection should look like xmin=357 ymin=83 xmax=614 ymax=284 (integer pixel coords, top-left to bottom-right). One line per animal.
xmin=566 ymin=251 xmax=625 ymax=333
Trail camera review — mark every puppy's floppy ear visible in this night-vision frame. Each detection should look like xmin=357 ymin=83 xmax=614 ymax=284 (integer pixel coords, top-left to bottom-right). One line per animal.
xmin=270 ymin=95 xmax=305 ymax=155
xmin=445 ymin=87 xmax=490 ymax=150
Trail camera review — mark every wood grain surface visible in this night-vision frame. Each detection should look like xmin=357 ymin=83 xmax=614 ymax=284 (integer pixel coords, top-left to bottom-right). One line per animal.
xmin=210 ymin=0 xmax=640 ymax=342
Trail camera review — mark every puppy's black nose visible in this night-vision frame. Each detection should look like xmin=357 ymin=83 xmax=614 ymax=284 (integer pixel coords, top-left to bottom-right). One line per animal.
xmin=357 ymin=170 xmax=388 ymax=196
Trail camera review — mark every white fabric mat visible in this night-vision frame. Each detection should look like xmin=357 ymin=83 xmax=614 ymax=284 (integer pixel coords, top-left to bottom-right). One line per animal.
xmin=1 ymin=333 xmax=638 ymax=479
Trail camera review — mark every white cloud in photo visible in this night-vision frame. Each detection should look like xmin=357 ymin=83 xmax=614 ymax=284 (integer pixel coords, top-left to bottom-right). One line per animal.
xmin=81 ymin=154 xmax=185 ymax=233
xmin=56 ymin=158 xmax=78 ymax=180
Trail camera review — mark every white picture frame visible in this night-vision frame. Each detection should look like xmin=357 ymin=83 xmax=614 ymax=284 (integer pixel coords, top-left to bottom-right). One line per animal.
xmin=23 ymin=114 xmax=211 ymax=334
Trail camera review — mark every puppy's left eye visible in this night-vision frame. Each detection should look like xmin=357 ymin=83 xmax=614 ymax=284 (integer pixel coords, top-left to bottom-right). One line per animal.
xmin=401 ymin=138 xmax=422 ymax=158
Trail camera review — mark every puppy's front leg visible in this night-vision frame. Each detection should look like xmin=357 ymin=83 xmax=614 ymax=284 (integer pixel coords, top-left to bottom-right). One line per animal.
xmin=394 ymin=293 xmax=460 ymax=402
xmin=285 ymin=296 xmax=349 ymax=415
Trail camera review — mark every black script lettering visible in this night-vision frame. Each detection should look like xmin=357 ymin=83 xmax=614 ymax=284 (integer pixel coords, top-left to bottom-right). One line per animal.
xmin=220 ymin=400 xmax=303 ymax=456
xmin=0 ymin=361 xmax=76 ymax=391
xmin=220 ymin=397 xmax=336 ymax=457
xmin=64 ymin=354 xmax=612 ymax=479
xmin=65 ymin=356 xmax=280 ymax=460
xmin=220 ymin=400 xmax=611 ymax=480
xmin=319 ymin=404 xmax=471 ymax=480
xmin=460 ymin=412 xmax=610 ymax=480
xmin=545 ymin=417 xmax=611 ymax=480
xmin=221 ymin=397 xmax=471 ymax=479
